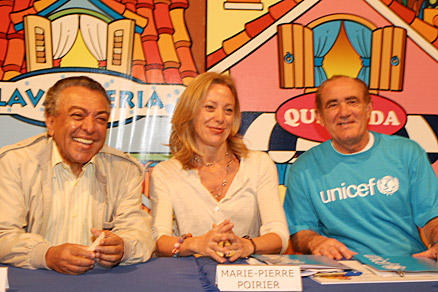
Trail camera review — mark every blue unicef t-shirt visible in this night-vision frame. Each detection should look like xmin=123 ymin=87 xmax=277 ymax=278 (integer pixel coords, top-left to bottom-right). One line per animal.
xmin=283 ymin=132 xmax=438 ymax=256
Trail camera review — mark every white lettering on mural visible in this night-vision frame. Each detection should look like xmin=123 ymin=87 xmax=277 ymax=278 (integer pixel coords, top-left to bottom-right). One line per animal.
xmin=0 ymin=72 xmax=185 ymax=126
xmin=283 ymin=108 xmax=401 ymax=127
xmin=369 ymin=110 xmax=401 ymax=126
xmin=320 ymin=176 xmax=399 ymax=203
xmin=284 ymin=108 xmax=318 ymax=127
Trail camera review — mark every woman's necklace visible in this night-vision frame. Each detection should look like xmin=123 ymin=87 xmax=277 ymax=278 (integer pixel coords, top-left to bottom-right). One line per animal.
xmin=210 ymin=155 xmax=233 ymax=199
xmin=195 ymin=152 xmax=233 ymax=199
xmin=194 ymin=152 xmax=229 ymax=167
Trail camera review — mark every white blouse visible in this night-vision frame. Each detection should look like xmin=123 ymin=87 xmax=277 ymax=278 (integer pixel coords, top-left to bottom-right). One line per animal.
xmin=150 ymin=151 xmax=289 ymax=253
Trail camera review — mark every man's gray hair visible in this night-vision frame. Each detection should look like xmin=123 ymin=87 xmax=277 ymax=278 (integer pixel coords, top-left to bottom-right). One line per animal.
xmin=315 ymin=75 xmax=371 ymax=111
xmin=44 ymin=76 xmax=110 ymax=117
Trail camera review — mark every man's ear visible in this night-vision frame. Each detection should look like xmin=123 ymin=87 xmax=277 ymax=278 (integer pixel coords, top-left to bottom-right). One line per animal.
xmin=366 ymin=101 xmax=373 ymax=120
xmin=316 ymin=109 xmax=324 ymax=127
xmin=45 ymin=115 xmax=55 ymax=136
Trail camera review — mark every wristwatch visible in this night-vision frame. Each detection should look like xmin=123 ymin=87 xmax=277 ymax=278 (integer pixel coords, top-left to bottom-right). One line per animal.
xmin=242 ymin=235 xmax=257 ymax=254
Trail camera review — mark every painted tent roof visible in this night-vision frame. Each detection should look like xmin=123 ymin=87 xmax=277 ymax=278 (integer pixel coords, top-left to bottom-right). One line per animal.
xmin=205 ymin=0 xmax=438 ymax=168
xmin=0 ymin=0 xmax=198 ymax=85
xmin=207 ymin=0 xmax=438 ymax=70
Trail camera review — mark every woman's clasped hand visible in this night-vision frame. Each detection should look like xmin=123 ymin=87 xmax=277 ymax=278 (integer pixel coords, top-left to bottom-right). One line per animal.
xmin=150 ymin=72 xmax=289 ymax=263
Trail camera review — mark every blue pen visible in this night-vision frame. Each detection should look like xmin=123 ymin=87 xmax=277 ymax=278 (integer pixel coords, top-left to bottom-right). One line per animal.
xmin=315 ymin=270 xmax=362 ymax=277
xmin=344 ymin=270 xmax=362 ymax=276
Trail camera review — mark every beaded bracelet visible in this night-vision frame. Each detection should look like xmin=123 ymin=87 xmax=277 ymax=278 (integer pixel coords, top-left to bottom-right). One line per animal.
xmin=172 ymin=233 xmax=192 ymax=257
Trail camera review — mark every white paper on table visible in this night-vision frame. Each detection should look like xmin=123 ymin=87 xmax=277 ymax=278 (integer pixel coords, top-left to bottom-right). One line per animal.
xmin=0 ymin=267 xmax=8 ymax=291
xmin=87 ymin=232 xmax=105 ymax=252
xmin=312 ymin=260 xmax=438 ymax=285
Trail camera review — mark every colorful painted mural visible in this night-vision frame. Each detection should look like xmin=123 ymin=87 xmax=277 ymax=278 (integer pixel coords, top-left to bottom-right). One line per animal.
xmin=0 ymin=0 xmax=437 ymax=188
xmin=206 ymin=0 xmax=438 ymax=181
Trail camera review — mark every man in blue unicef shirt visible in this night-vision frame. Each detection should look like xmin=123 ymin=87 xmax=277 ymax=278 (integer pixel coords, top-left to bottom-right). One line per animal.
xmin=283 ymin=75 xmax=438 ymax=260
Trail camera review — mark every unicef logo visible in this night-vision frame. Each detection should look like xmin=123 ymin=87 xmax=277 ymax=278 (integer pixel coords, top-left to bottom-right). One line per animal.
xmin=377 ymin=176 xmax=399 ymax=195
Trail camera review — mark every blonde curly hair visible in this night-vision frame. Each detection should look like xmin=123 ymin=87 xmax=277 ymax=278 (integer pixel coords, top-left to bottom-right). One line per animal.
xmin=169 ymin=72 xmax=248 ymax=169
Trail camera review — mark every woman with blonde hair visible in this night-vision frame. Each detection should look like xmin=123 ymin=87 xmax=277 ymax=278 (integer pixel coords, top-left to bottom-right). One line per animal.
xmin=150 ymin=72 xmax=288 ymax=263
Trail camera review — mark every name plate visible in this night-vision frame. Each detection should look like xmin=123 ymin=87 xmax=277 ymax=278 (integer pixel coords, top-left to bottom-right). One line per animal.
xmin=0 ymin=267 xmax=8 ymax=292
xmin=216 ymin=265 xmax=302 ymax=291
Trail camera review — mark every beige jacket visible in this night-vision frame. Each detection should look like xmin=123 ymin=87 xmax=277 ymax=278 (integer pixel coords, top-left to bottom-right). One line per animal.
xmin=0 ymin=133 xmax=154 ymax=269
